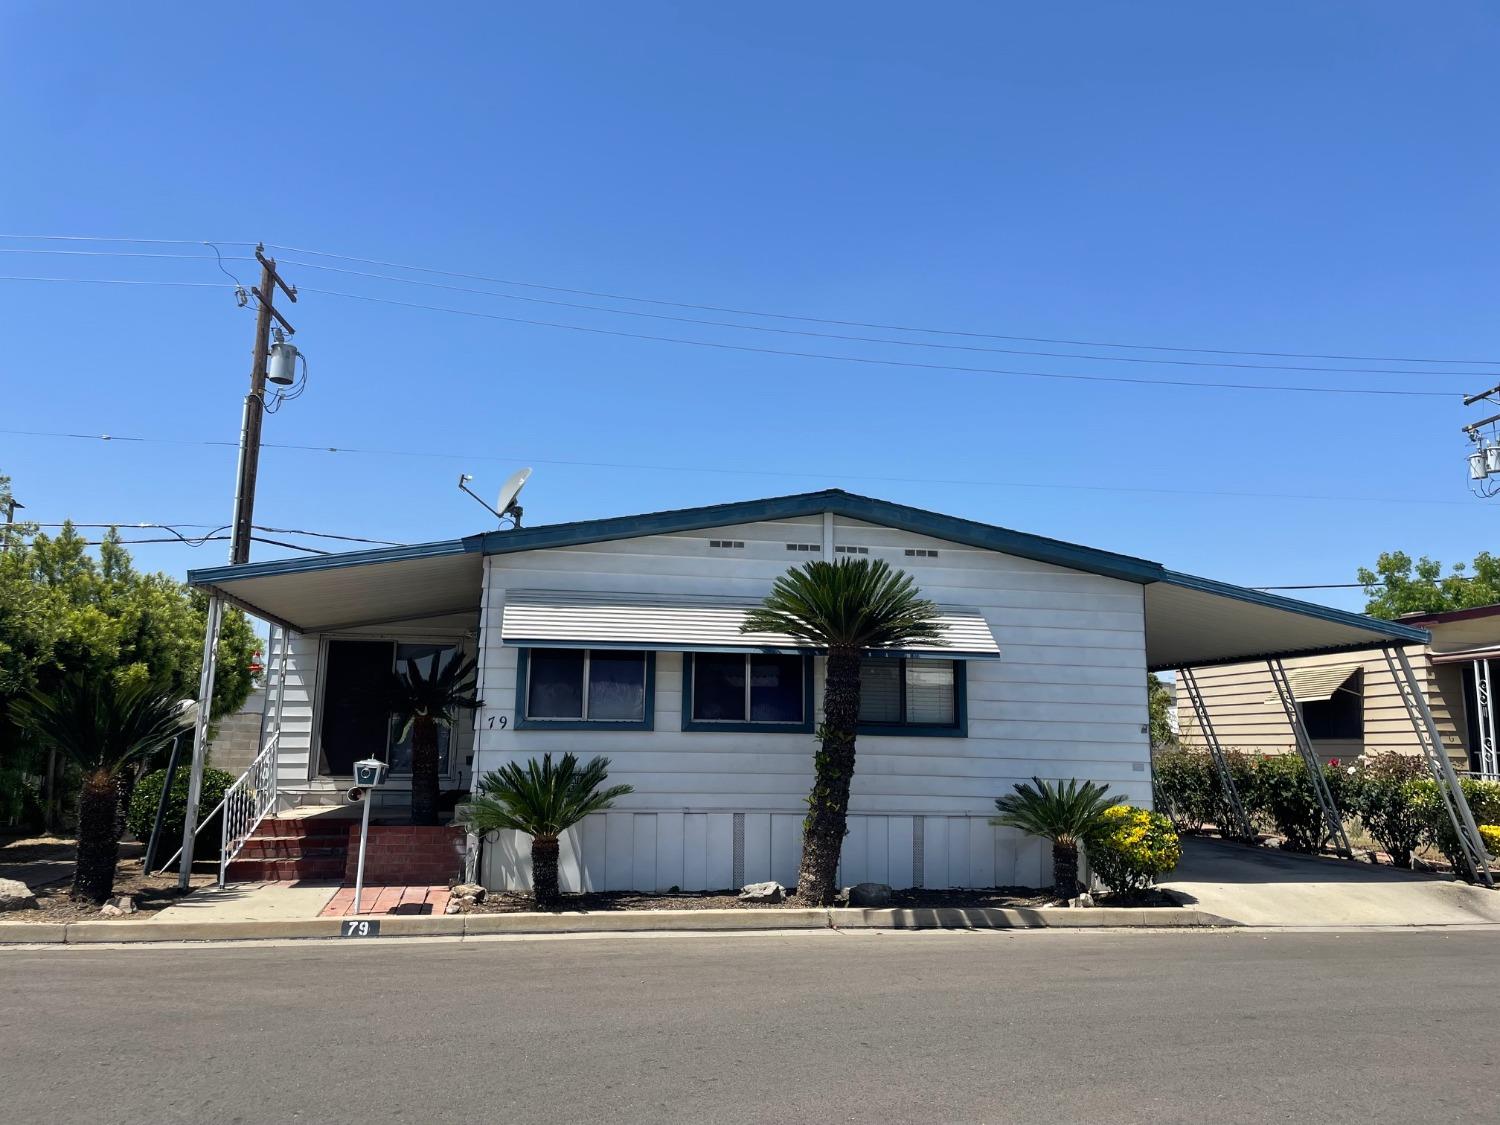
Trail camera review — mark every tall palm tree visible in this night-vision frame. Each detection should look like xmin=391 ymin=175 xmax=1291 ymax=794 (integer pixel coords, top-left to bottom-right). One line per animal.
xmin=14 ymin=675 xmax=189 ymax=903
xmin=388 ymin=652 xmax=481 ymax=826
xmin=459 ymin=753 xmax=632 ymax=907
xmin=742 ymin=558 xmax=945 ymax=905
xmin=991 ymin=777 xmax=1122 ymax=900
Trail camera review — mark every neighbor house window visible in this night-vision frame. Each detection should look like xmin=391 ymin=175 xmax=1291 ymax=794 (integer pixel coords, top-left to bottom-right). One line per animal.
xmin=1301 ymin=673 xmax=1364 ymax=741
xmin=319 ymin=639 xmax=462 ymax=777
xmin=517 ymin=648 xmax=653 ymax=729
xmin=858 ymin=658 xmax=964 ymax=735
xmin=684 ymin=653 xmax=811 ymax=731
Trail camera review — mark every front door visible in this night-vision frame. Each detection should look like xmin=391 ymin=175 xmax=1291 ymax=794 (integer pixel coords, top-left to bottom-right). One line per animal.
xmin=317 ymin=639 xmax=460 ymax=779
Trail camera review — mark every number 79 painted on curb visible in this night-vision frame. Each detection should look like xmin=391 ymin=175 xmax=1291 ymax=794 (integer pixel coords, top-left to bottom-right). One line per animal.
xmin=342 ymin=919 xmax=381 ymax=938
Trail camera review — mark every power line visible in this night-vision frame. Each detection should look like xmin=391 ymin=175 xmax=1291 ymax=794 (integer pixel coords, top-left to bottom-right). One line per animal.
xmin=297 ymin=285 xmax=1465 ymax=398
xmin=0 ymin=426 xmax=1473 ymax=507
xmin=267 ymin=241 xmax=1500 ymax=367
xmin=4 ymin=270 xmax=1459 ymax=394
xmin=1 ymin=234 xmax=1493 ymax=366
xmin=265 ymin=258 xmax=1485 ymax=378
xmin=27 ymin=521 xmax=404 ymax=546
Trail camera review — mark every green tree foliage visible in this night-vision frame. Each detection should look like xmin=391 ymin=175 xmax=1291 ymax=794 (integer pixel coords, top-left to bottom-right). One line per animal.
xmin=13 ymin=675 xmax=190 ymax=901
xmin=1358 ymin=550 xmax=1500 ymax=620
xmin=0 ymin=510 xmax=258 ymax=827
xmin=460 ymin=753 xmax=632 ymax=907
xmin=386 ymin=652 xmax=480 ymax=826
xmin=991 ymin=776 xmax=1122 ymax=899
xmin=741 ymin=558 xmax=944 ymax=905
xmin=1147 ymin=673 xmax=1175 ymax=748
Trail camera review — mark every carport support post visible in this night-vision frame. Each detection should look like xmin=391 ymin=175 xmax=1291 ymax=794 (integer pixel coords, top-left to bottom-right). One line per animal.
xmin=1384 ymin=646 xmax=1493 ymax=887
xmin=1178 ymin=668 xmax=1252 ymax=840
xmin=178 ymin=593 xmax=224 ymax=889
xmin=1266 ymin=659 xmax=1353 ymax=858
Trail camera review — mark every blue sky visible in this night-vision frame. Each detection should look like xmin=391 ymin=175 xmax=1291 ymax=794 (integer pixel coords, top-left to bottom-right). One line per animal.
xmin=2 ymin=3 xmax=1496 ymax=611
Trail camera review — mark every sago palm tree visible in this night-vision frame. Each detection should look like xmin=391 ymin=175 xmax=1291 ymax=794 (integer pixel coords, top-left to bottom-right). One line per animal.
xmin=459 ymin=753 xmax=632 ymax=908
xmin=991 ymin=777 xmax=1122 ymax=900
xmin=388 ymin=652 xmax=481 ymax=826
xmin=742 ymin=558 xmax=944 ymax=905
xmin=14 ymin=675 xmax=190 ymax=903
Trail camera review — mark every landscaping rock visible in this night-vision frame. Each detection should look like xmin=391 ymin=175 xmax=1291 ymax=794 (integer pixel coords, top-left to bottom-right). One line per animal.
xmin=444 ymin=898 xmax=463 ymax=915
xmin=1070 ymin=892 xmax=1096 ymax=908
xmin=738 ymin=881 xmax=785 ymax=903
xmin=847 ymin=882 xmax=893 ymax=907
xmin=0 ymin=879 xmax=37 ymax=911
xmin=449 ymin=882 xmax=486 ymax=904
xmin=99 ymin=895 xmax=138 ymax=917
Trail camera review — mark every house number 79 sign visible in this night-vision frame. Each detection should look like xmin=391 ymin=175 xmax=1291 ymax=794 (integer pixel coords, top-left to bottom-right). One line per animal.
xmin=342 ymin=919 xmax=381 ymax=938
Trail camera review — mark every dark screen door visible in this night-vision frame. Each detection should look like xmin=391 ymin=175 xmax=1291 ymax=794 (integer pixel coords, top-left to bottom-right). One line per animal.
xmin=319 ymin=640 xmax=394 ymax=777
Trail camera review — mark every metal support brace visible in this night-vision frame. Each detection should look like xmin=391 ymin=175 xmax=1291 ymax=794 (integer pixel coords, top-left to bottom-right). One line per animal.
xmin=1385 ymin=647 xmax=1493 ymax=887
xmin=178 ymin=593 xmax=223 ymax=888
xmin=1267 ymin=659 xmax=1353 ymax=858
xmin=1179 ymin=668 xmax=1252 ymax=840
xmin=1473 ymin=658 xmax=1499 ymax=782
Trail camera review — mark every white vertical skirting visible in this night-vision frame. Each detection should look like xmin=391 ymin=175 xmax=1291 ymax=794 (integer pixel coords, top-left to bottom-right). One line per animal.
xmin=480 ymin=812 xmax=1043 ymax=893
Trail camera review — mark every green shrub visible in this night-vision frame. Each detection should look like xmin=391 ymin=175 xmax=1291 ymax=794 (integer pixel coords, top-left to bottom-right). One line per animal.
xmin=1414 ymin=778 xmax=1500 ymax=879
xmin=1086 ymin=805 xmax=1183 ymax=895
xmin=1151 ymin=748 xmax=1214 ymax=832
xmin=1342 ymin=753 xmax=1430 ymax=868
xmin=126 ymin=766 xmax=235 ymax=859
xmin=1254 ymin=754 xmax=1345 ymax=853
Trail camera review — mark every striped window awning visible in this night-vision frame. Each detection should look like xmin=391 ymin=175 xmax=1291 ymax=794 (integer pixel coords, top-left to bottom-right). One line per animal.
xmin=1266 ymin=665 xmax=1362 ymax=703
xmin=499 ymin=589 xmax=1001 ymax=658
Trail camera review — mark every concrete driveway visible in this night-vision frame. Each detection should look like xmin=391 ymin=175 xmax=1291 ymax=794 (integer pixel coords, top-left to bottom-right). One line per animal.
xmin=1158 ymin=836 xmax=1500 ymax=926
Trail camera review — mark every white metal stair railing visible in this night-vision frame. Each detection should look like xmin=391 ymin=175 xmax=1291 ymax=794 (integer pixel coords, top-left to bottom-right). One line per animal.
xmin=1473 ymin=658 xmax=1500 ymax=782
xmin=1383 ymin=646 xmax=1494 ymax=887
xmin=1266 ymin=658 xmax=1353 ymax=858
xmin=1178 ymin=667 xmax=1253 ymax=840
xmin=218 ymin=732 xmax=281 ymax=884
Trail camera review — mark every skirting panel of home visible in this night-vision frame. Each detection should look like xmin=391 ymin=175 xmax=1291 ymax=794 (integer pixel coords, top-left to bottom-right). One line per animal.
xmin=480 ymin=812 xmax=1048 ymax=893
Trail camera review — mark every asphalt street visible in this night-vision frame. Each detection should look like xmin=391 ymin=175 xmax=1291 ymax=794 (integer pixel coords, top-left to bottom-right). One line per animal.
xmin=2 ymin=928 xmax=1496 ymax=1124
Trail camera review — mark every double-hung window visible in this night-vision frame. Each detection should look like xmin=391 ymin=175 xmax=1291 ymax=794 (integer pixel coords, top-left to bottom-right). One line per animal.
xmin=858 ymin=658 xmax=965 ymax=736
xmin=517 ymin=648 xmax=654 ymax=729
xmin=684 ymin=653 xmax=812 ymax=732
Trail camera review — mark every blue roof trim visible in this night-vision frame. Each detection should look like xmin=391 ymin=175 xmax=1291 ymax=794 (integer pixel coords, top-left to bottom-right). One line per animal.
xmin=187 ymin=538 xmax=471 ymax=587
xmin=1156 ymin=570 xmax=1431 ymax=644
xmin=465 ymin=489 xmax=1166 ymax=584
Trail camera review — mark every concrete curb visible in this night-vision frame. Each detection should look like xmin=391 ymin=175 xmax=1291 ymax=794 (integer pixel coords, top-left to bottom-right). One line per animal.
xmin=0 ymin=904 xmax=1233 ymax=945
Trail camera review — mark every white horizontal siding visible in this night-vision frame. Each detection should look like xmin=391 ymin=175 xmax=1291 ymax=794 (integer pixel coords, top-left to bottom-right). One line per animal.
xmin=472 ymin=512 xmax=1151 ymax=891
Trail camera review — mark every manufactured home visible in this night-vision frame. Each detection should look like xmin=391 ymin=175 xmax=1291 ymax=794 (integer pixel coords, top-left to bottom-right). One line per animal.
xmin=187 ymin=489 xmax=1434 ymax=893
xmin=1176 ymin=603 xmax=1500 ymax=779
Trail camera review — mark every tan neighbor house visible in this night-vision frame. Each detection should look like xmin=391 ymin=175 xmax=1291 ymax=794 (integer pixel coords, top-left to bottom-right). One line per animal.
xmin=1176 ymin=603 xmax=1500 ymax=779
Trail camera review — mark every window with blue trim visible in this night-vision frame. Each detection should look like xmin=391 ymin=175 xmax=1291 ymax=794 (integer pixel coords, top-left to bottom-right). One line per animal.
xmin=684 ymin=653 xmax=812 ymax=732
xmin=518 ymin=648 xmax=653 ymax=728
xmin=858 ymin=658 xmax=964 ymax=734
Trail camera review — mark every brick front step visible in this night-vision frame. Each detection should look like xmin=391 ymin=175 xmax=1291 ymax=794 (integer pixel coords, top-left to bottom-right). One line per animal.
xmin=226 ymin=820 xmax=464 ymax=886
xmin=225 ymin=859 xmax=348 ymax=881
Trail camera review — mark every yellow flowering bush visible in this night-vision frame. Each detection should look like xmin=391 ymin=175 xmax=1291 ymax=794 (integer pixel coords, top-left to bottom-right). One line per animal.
xmin=1479 ymin=825 xmax=1500 ymax=859
xmin=1086 ymin=805 xmax=1182 ymax=895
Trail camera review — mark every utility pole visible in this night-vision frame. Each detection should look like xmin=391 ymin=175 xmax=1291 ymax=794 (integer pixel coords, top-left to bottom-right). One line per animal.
xmin=1463 ymin=381 xmax=1500 ymax=498
xmin=179 ymin=246 xmax=298 ymax=887
xmin=1 ymin=494 xmax=21 ymax=555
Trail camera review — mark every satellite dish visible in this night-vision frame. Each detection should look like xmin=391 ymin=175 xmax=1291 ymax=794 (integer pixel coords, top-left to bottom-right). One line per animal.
xmin=495 ymin=467 xmax=532 ymax=527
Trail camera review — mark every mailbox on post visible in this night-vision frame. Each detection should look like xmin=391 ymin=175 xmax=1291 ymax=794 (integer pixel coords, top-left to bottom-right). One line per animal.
xmin=350 ymin=757 xmax=390 ymax=917
xmin=353 ymin=758 xmax=389 ymax=789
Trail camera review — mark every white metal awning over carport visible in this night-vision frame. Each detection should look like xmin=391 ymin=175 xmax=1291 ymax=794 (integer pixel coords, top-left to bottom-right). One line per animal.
xmin=1143 ymin=571 xmax=1428 ymax=672
xmin=498 ymin=589 xmax=1001 ymax=657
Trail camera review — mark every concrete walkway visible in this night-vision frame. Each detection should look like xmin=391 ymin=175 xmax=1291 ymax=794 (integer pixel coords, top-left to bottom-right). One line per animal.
xmin=150 ymin=880 xmax=340 ymax=923
xmin=1159 ymin=836 xmax=1500 ymax=926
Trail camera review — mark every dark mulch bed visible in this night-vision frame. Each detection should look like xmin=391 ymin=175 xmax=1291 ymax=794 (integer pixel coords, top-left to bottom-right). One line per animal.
xmin=461 ymin=886 xmax=1082 ymax=915
xmin=8 ymin=858 xmax=216 ymax=923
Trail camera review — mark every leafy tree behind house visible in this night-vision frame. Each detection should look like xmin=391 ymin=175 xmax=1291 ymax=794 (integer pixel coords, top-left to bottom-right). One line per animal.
xmin=0 ymin=511 xmax=258 ymax=829
xmin=1147 ymin=672 xmax=1175 ymax=748
xmin=1358 ymin=551 xmax=1500 ymax=620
